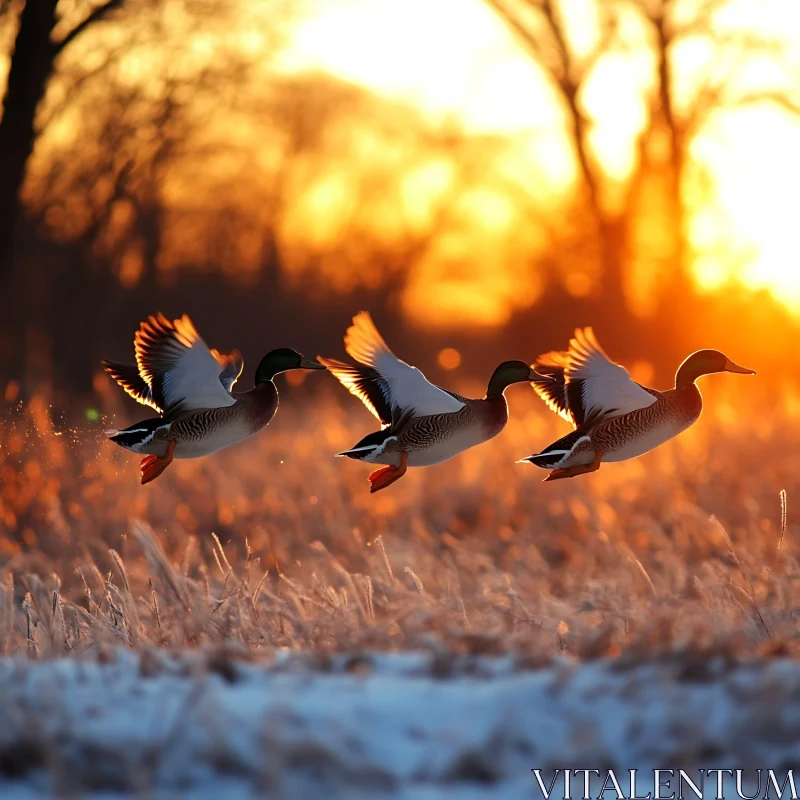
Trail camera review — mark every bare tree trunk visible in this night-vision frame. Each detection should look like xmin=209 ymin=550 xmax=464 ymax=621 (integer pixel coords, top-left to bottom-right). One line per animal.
xmin=562 ymin=89 xmax=628 ymax=318
xmin=596 ymin=214 xmax=627 ymax=317
xmin=0 ymin=0 xmax=59 ymax=389
xmin=0 ymin=0 xmax=58 ymax=284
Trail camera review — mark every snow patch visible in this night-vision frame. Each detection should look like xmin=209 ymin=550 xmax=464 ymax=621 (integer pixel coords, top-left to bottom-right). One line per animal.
xmin=0 ymin=652 xmax=795 ymax=797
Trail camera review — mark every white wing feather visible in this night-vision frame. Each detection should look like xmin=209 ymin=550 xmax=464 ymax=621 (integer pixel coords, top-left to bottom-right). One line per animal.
xmin=567 ymin=328 xmax=655 ymax=422
xmin=135 ymin=314 xmax=237 ymax=412
xmin=343 ymin=312 xmax=465 ymax=417
xmin=211 ymin=348 xmax=244 ymax=392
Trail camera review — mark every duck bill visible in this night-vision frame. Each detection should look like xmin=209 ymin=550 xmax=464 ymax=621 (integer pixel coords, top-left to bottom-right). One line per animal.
xmin=529 ymin=367 xmax=555 ymax=383
xmin=724 ymin=358 xmax=755 ymax=375
xmin=300 ymin=356 xmax=327 ymax=370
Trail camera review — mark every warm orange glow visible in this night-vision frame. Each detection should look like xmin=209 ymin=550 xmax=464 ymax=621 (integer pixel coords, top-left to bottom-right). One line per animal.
xmin=284 ymin=0 xmax=800 ymax=317
xmin=285 ymin=370 xmax=308 ymax=388
xmin=11 ymin=0 xmax=800 ymax=327
xmin=283 ymin=0 xmax=551 ymax=133
xmin=438 ymin=348 xmax=462 ymax=370
xmin=690 ymin=107 xmax=800 ymax=309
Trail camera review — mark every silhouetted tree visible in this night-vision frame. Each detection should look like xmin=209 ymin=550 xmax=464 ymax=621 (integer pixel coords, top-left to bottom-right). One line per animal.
xmin=484 ymin=0 xmax=800 ymax=319
xmin=0 ymin=0 xmax=128 ymax=282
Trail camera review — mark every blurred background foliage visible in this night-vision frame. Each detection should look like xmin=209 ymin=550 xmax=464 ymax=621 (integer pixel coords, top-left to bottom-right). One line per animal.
xmin=0 ymin=0 xmax=798 ymax=396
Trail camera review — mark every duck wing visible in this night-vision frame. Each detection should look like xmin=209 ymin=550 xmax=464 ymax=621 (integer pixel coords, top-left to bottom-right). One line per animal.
xmin=211 ymin=348 xmax=244 ymax=392
xmin=320 ymin=312 xmax=464 ymax=423
xmin=530 ymin=350 xmax=577 ymax=425
xmin=102 ymin=360 xmax=162 ymax=413
xmin=134 ymin=314 xmax=237 ymax=413
xmin=533 ymin=327 xmax=655 ymax=427
xmin=103 ymin=346 xmax=242 ymax=412
xmin=315 ymin=358 xmax=394 ymax=427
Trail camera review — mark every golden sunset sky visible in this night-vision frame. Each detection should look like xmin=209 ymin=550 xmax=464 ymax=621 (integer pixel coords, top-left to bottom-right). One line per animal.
xmin=282 ymin=0 xmax=800 ymax=311
xmin=6 ymin=0 xmax=799 ymax=328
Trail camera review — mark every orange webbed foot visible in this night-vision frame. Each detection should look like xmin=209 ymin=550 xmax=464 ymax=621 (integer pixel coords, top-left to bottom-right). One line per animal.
xmin=367 ymin=453 xmax=408 ymax=494
xmin=543 ymin=452 xmax=603 ymax=482
xmin=139 ymin=441 xmax=176 ymax=485
xmin=140 ymin=457 xmax=171 ymax=485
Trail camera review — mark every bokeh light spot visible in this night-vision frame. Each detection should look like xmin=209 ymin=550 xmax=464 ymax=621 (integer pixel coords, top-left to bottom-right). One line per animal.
xmin=438 ymin=348 xmax=462 ymax=370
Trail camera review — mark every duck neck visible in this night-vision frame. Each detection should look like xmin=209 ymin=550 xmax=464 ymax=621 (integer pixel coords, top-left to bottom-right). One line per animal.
xmin=486 ymin=376 xmax=511 ymax=399
xmin=254 ymin=374 xmax=277 ymax=389
xmin=242 ymin=380 xmax=279 ymax=429
xmin=674 ymin=363 xmax=701 ymax=390
xmin=255 ymin=358 xmax=282 ymax=384
xmin=672 ymin=381 xmax=703 ymax=421
xmin=254 ymin=378 xmax=277 ymax=394
xmin=482 ymin=394 xmax=509 ymax=436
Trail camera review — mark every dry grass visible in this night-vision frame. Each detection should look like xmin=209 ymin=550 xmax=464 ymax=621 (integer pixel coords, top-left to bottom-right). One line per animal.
xmin=1 ymin=377 xmax=800 ymax=663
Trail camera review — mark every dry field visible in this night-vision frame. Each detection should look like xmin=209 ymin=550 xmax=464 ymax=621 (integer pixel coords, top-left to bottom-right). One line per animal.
xmin=0 ymin=377 xmax=797 ymax=663
xmin=1 ymin=378 xmax=800 ymax=796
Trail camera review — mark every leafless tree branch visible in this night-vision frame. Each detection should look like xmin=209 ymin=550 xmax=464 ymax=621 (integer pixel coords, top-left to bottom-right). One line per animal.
xmin=483 ymin=0 xmax=547 ymax=64
xmin=55 ymin=0 xmax=124 ymax=53
xmin=732 ymin=90 xmax=800 ymax=116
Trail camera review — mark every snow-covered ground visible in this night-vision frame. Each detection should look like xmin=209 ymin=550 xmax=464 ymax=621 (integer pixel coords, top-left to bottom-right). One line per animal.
xmin=0 ymin=650 xmax=796 ymax=798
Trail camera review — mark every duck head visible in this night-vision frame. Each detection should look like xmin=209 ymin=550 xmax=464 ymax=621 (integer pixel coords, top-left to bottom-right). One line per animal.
xmin=486 ymin=360 xmax=553 ymax=398
xmin=675 ymin=349 xmax=755 ymax=388
xmin=255 ymin=348 xmax=326 ymax=384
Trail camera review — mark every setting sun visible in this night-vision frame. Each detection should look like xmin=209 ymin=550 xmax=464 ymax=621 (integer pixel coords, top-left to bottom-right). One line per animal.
xmin=691 ymin=106 xmax=800 ymax=306
xmin=285 ymin=0 xmax=800 ymax=317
